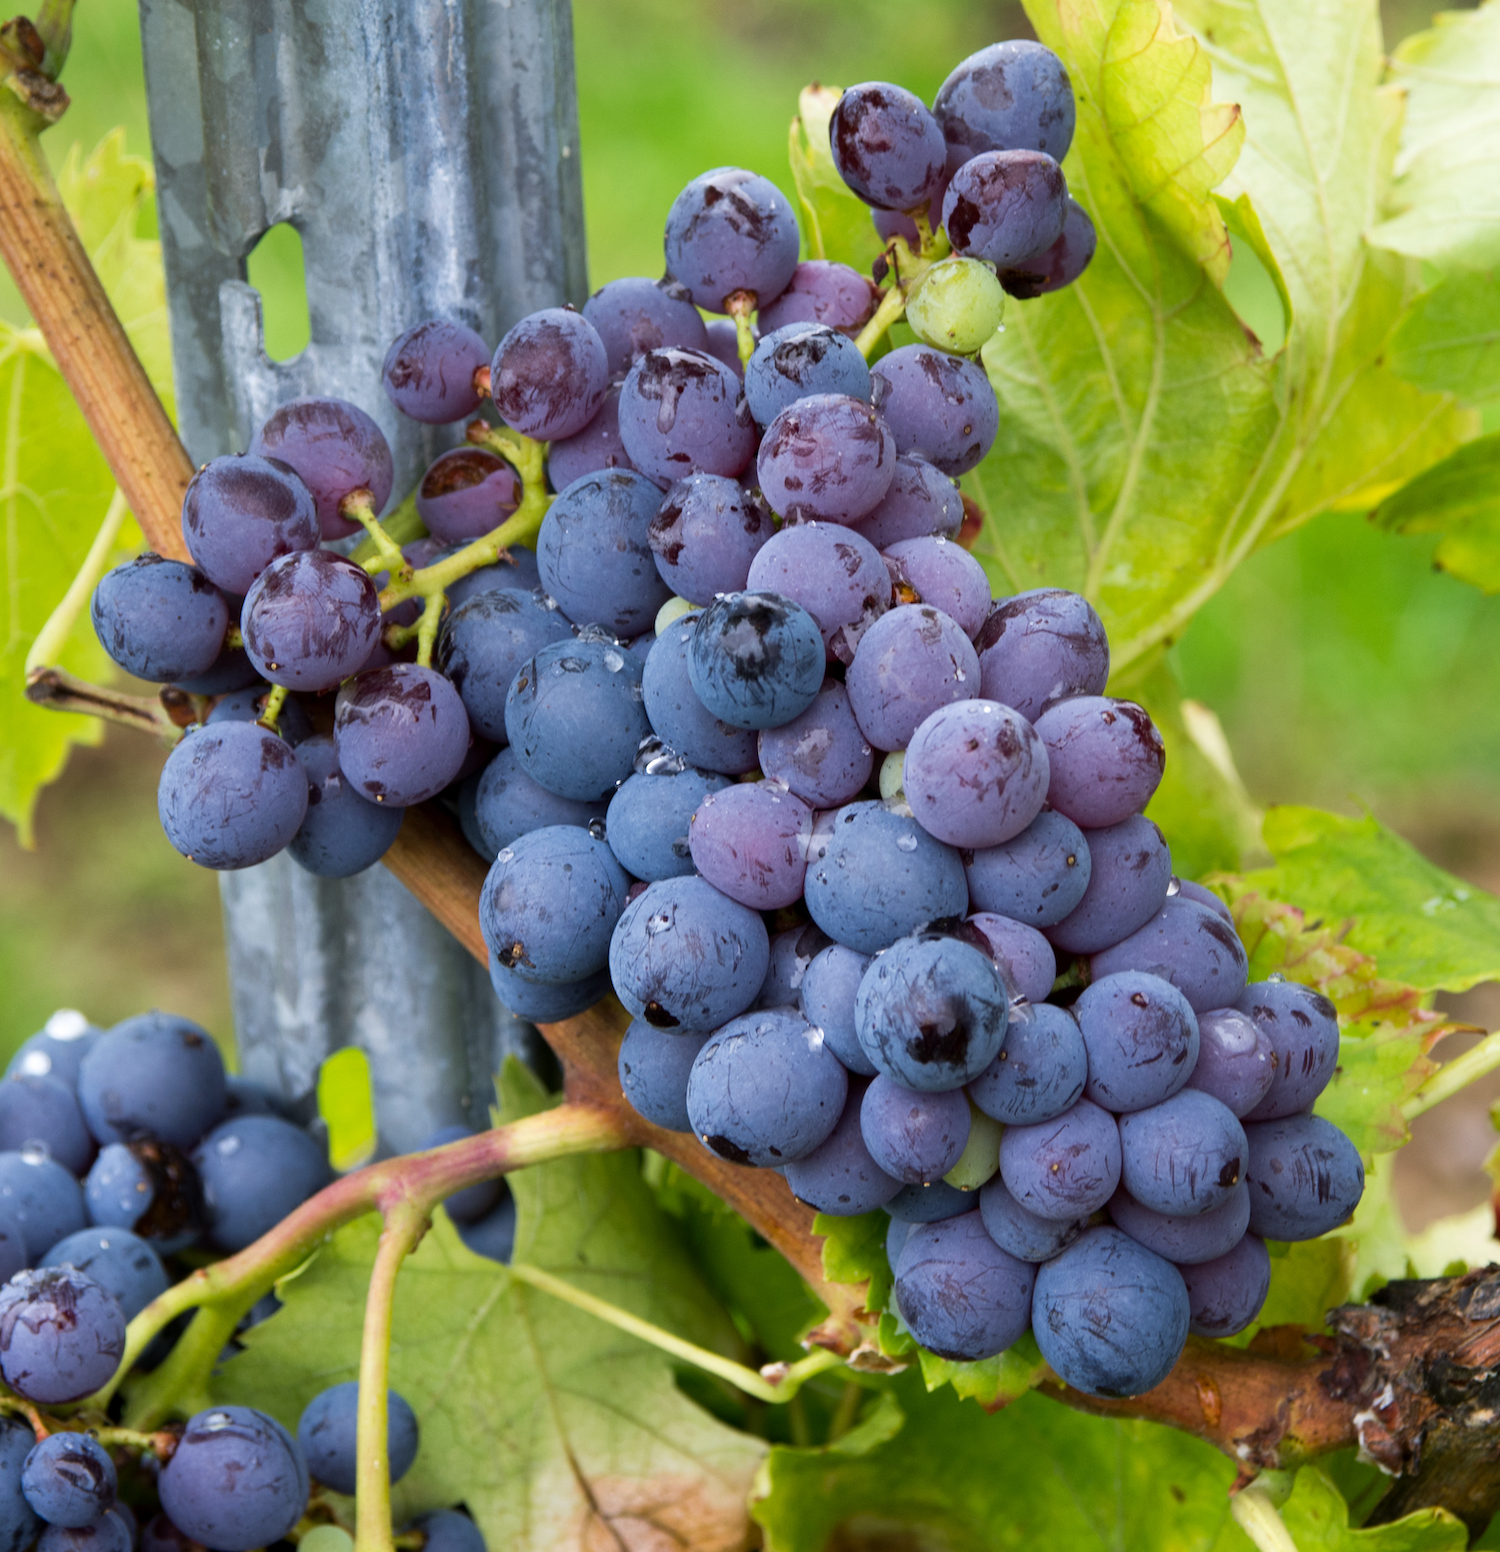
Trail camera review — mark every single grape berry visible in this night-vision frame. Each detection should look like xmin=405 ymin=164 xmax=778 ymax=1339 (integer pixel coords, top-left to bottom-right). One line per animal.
xmin=250 ymin=396 xmax=394 ymax=540
xmin=906 ymin=257 xmax=1005 ymax=355
xmin=1002 ymin=197 xmax=1097 ymax=298
xmin=869 ymin=345 xmax=999 ymax=476
xmin=616 ymin=348 xmax=756 ymax=487
xmin=662 ymin=167 xmax=800 ymax=313
xmin=581 ymin=276 xmax=710 ymax=376
xmin=382 ymin=318 xmax=489 ymax=424
xmin=687 ymin=591 xmax=826 ymax=731
xmin=180 ymin=454 xmax=320 ymax=596
xmin=0 ymin=1074 xmax=93 ymax=1176
xmin=742 ymin=322 xmax=872 ymax=428
xmin=933 ymin=40 xmax=1077 ymax=168
xmin=756 ymin=260 xmax=878 ymax=335
xmin=974 ymin=587 xmax=1110 ymax=722
xmin=194 ymin=1115 xmax=332 ymax=1251
xmin=893 ymin=1211 xmax=1034 ymax=1362
xmin=0 ymin=1419 xmax=39 ymax=1552
xmin=158 ymin=1408 xmax=309 ymax=1552
xmin=1032 ymin=695 xmax=1166 ymax=829
xmin=883 ymin=536 xmax=991 ymax=638
xmin=860 ymin=1076 xmax=971 ymax=1183
xmin=297 ymin=1381 xmax=419 ymax=1496
xmin=91 ymin=556 xmax=228 ymax=684
xmin=648 ymin=473 xmax=774 ymax=605
xmin=240 ymin=549 xmax=383 ymax=693
xmin=415 ymin=448 xmax=519 ymax=543
xmin=20 ymin=1434 xmax=117 ymax=1528
xmin=78 ymin=1010 xmax=227 ymax=1150
xmin=287 ymin=733 xmax=405 ymax=878
xmin=785 ymin=1079 xmax=902 ymax=1216
xmin=829 ymin=82 xmax=947 ymax=213
xmin=756 ymin=393 xmax=897 ymax=524
xmin=1044 ymin=813 xmax=1171 ymax=956
xmin=490 ymin=307 xmax=608 ymax=441
xmin=40 ymin=1227 xmax=169 ymax=1321
xmin=904 ymin=700 xmax=1049 ymax=850
xmin=0 ymin=1268 xmax=126 ymax=1405
xmin=943 ymin=150 xmax=1068 ymax=270
xmin=334 ymin=664 xmax=472 ymax=807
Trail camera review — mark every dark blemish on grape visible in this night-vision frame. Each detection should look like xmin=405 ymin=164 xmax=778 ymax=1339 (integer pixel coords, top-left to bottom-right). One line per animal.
xmin=703 ymin=1132 xmax=752 ymax=1164
xmin=1130 ymin=992 xmax=1148 ymax=1008
xmin=644 ymin=1001 xmax=680 ymax=1029
xmin=421 ymin=448 xmax=511 ymax=499
xmin=1218 ymin=1159 xmax=1241 ymax=1189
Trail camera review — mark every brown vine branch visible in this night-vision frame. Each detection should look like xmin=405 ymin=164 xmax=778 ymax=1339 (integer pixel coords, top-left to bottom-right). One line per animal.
xmin=4 ymin=64 xmax=1497 ymax=1533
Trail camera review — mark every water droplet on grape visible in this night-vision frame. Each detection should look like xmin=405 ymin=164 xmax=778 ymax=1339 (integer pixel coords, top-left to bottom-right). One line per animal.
xmin=19 ymin=1142 xmax=51 ymax=1165
xmin=895 ymin=833 xmax=918 ymax=853
xmin=1166 ymin=876 xmax=1181 ymax=896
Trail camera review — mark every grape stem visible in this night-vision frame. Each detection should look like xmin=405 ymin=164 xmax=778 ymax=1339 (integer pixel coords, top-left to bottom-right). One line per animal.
xmin=1403 ymin=1028 xmax=1500 ymax=1121
xmin=23 ymin=665 xmax=181 ymax=741
xmin=724 ymin=290 xmax=758 ymax=366
xmin=1229 ymin=1481 xmax=1300 ymax=1552
xmin=341 ymin=489 xmax=409 ymax=577
xmin=256 ymin=683 xmax=289 ymax=735
xmin=854 ymin=283 xmax=907 ymax=359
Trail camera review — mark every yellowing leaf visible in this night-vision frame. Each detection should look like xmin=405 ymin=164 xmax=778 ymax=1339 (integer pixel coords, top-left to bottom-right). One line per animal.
xmin=787 ymin=84 xmax=884 ymax=275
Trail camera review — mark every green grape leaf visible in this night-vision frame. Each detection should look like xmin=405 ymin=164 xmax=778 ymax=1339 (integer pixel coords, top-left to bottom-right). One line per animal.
xmin=0 ymin=130 xmax=171 ymax=842
xmin=787 ymin=84 xmax=884 ymax=275
xmin=968 ymin=0 xmax=1471 ymax=674
xmin=1367 ymin=3 xmax=1500 ymax=272
xmin=814 ymin=1209 xmax=891 ymax=1316
xmin=1243 ymin=806 xmax=1500 ymax=993
xmin=1371 ymin=432 xmax=1500 ymax=594
xmin=1247 ymin=1238 xmax=1356 ymax=1339
xmin=1280 ymin=1466 xmax=1467 ymax=1551
xmin=754 ymin=1373 xmax=1251 ymax=1552
xmin=1387 ymin=270 xmax=1500 ymax=403
xmin=216 ymin=1066 xmax=766 ymax=1552
xmin=915 ymin=1330 xmax=1050 ymax=1410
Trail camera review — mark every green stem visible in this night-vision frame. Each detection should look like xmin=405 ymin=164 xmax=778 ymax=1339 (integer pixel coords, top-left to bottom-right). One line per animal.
xmin=105 ymin=1104 xmax=628 ymax=1426
xmin=342 ymin=490 xmax=408 ymax=576
xmin=506 ymin=1261 xmax=844 ymax=1402
xmin=724 ymin=290 xmax=758 ymax=366
xmin=25 ymin=486 xmax=129 ymax=675
xmin=855 ymin=284 xmax=909 ymax=359
xmin=1230 ymin=1484 xmax=1300 ymax=1552
xmin=257 ymin=683 xmax=289 ymax=735
xmin=413 ymin=594 xmax=444 ymax=669
xmin=1403 ymin=1029 xmax=1500 ymax=1121
xmin=353 ymin=1204 xmax=428 ymax=1552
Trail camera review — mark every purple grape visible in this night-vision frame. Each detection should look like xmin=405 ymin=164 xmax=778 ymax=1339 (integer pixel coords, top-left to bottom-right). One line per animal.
xmin=0 ymin=1075 xmax=92 ymax=1176
xmin=438 ymin=587 xmax=573 ymax=743
xmin=158 ymin=722 xmax=308 ymax=869
xmin=171 ymin=638 xmax=263 ymax=696
xmin=7 ymin=1011 xmax=100 ymax=1090
xmin=581 ymin=277 xmax=710 ymax=376
xmin=961 ymin=913 xmax=1056 ymax=1003
xmin=158 ymin=1407 xmax=308 ymax=1552
xmin=1032 ymin=1227 xmax=1188 ymax=1397
xmin=0 ymin=1152 xmax=84 ymax=1260
xmin=1033 ymin=696 xmax=1165 ymax=830
xmin=702 ymin=319 xmax=748 ymax=378
xmin=845 ymin=604 xmax=979 ymax=752
xmin=180 ymin=455 xmax=319 ymax=595
xmin=490 ymin=307 xmax=608 ymax=441
xmin=979 ymin=1172 xmax=1086 ymax=1261
xmin=1091 ymin=897 xmax=1250 ymax=1014
xmin=804 ymin=799 xmax=968 ymax=954
xmin=1003 ymin=197 xmax=1096 ymax=299
xmin=296 ymin=1383 xmax=417 ymax=1497
xmin=799 ymin=944 xmax=876 ymax=1076
xmin=195 ymin=1115 xmax=331 ymax=1252
xmin=663 ymin=167 xmax=800 ymax=312
xmin=933 ymin=41 xmax=1076 ymax=169
xmin=1181 ymin=1234 xmax=1271 ymax=1338
xmin=1117 ymin=1089 xmax=1248 ymax=1217
xmin=546 ymin=383 xmax=637 ymax=489
xmin=641 ymin=619 xmax=760 ymax=775
xmin=628 ymin=630 xmax=655 ymax=659
xmin=869 ymin=346 xmax=998 ymax=476
xmin=756 ymin=261 xmax=878 ymax=335
xmin=903 ymin=700 xmax=1048 ymax=849
xmin=758 ymin=922 xmax=832 ymax=1009
xmin=758 ymin=682 xmax=875 ymax=809
xmin=860 ymin=1076 xmax=971 ymax=1183
xmin=943 ymin=151 xmax=1067 ymax=269
xmin=965 ymin=810 xmax=1091 ymax=927
xmin=609 ymin=875 xmax=769 ymax=1032
xmin=1186 ymin=1007 xmax=1276 ymax=1118
xmin=481 ymin=824 xmax=628 ymax=985
xmin=0 ymin=1267 xmax=125 ymax=1405
xmin=91 ymin=556 xmax=228 ymax=684
xmin=474 ymin=745 xmax=605 ymax=856
xmin=1045 ymin=814 xmax=1172 ymax=956
xmin=1238 ymin=981 xmax=1342 ymax=1122
xmin=785 ymin=1078 xmax=902 ymax=1214
xmin=882 ymin=537 xmax=989 ymax=639
xmin=968 ymin=1000 xmax=1086 ymax=1125
xmin=885 ymin=1179 xmax=971 ymax=1223
xmin=382 ymin=319 xmax=488 ymax=424
xmin=687 ymin=591 xmax=825 ymax=730
xmin=489 ymin=953 xmax=608 ymax=1023
xmin=686 ymin=1008 xmax=847 ymax=1166
xmin=618 ymin=348 xmax=756 ymax=488
xmin=618 ymin=1020 xmax=711 ymax=1133
xmin=538 ymin=469 xmax=670 ymax=637
xmin=250 ymin=396 xmax=394 ymax=540
xmin=855 ymin=934 xmax=1008 ymax=1091
xmin=1177 ymin=879 xmax=1234 ymax=923
xmin=334 ymin=664 xmax=471 ymax=806
xmin=1075 ymin=970 xmax=1199 ymax=1114
xmin=756 ymin=393 xmax=897 ymax=524
xmin=746 ymin=521 xmax=889 ymax=662
xmin=415 ymin=449 xmax=519 ymax=543
xmin=20 ymin=1431 xmax=116 ymax=1528
xmin=286 ymin=734 xmax=403 ymax=878
xmin=504 ymin=636 xmax=650 ymax=801
xmin=446 ymin=544 xmax=543 ymax=608
xmin=975 ymin=588 xmax=1110 ymax=721
xmin=649 ymin=474 xmax=774 ymax=605
xmin=847 ymin=454 xmax=964 ymax=549
xmin=39 ymin=1514 xmax=133 ymax=1552
xmin=830 ymin=82 xmax=947 ymax=212
xmin=78 ymin=1011 xmax=225 ymax=1152
xmin=999 ymin=1097 xmax=1120 ymax=1219
xmin=605 ymin=760 xmax=728 ymax=882
xmin=743 ymin=323 xmax=873 ymax=428
xmin=688 ymin=780 xmax=813 ymax=910
xmin=206 ymin=685 xmax=313 ymax=744
xmin=240 ymin=550 xmax=382 ymax=693
xmin=894 ymin=1211 xmax=1034 ymax=1361
xmin=1108 ymin=1181 xmax=1250 ymax=1265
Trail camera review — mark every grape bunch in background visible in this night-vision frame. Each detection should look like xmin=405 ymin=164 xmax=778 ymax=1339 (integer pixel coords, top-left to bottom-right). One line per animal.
xmin=0 ymin=1010 xmax=509 ymax=1552
xmin=79 ymin=31 xmax=1365 ymax=1403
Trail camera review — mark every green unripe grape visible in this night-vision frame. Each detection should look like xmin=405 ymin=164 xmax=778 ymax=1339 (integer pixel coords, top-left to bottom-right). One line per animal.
xmin=878 ymin=749 xmax=906 ymax=801
xmin=907 ymin=258 xmax=1005 ymax=355
xmin=655 ymin=595 xmax=700 ymax=634
xmin=944 ymin=1101 xmax=1003 ymax=1191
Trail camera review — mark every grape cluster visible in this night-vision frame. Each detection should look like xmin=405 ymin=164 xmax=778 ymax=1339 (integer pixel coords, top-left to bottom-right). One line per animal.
xmin=0 ymin=1011 xmax=506 ymax=1552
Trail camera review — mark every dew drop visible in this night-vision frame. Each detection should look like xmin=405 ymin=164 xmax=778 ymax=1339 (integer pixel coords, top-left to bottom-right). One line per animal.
xmin=1166 ymin=876 xmax=1181 ymax=897
xmin=895 ymin=833 xmax=918 ymax=853
xmin=216 ymin=1134 xmax=243 ymax=1158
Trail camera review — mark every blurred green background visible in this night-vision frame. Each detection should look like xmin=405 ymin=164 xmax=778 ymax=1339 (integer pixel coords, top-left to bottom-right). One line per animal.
xmin=1 ymin=0 xmax=1495 ymax=1081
